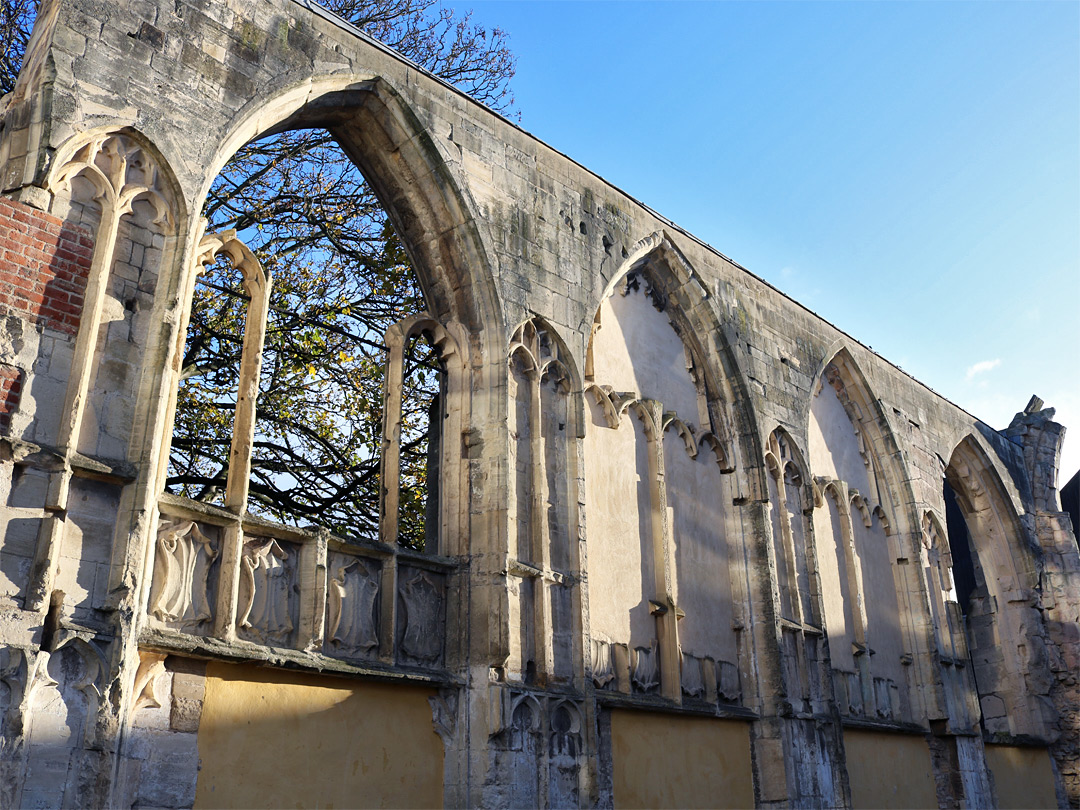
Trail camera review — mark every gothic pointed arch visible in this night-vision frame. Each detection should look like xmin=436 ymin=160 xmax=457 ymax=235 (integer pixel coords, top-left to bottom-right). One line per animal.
xmin=808 ymin=345 xmax=917 ymax=547
xmin=944 ymin=434 xmax=1055 ymax=740
xmin=137 ymin=72 xmax=508 ymax=691
xmin=586 ymin=229 xmax=753 ymax=466
xmin=807 ymin=346 xmax=921 ymax=723
xmin=764 ymin=426 xmax=816 ymax=628
xmin=201 ymin=75 xmax=503 ymax=348
xmin=582 ymin=233 xmax=747 ymax=706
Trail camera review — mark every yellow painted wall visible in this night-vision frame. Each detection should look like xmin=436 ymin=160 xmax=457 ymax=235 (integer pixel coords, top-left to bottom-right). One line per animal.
xmin=610 ymin=710 xmax=753 ymax=809
xmin=985 ymin=744 xmax=1058 ymax=810
xmin=194 ymin=662 xmax=443 ymax=809
xmin=843 ymin=729 xmax=937 ymax=809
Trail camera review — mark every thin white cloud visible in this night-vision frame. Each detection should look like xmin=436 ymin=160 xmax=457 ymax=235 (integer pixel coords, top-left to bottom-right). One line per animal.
xmin=965 ymin=358 xmax=1001 ymax=381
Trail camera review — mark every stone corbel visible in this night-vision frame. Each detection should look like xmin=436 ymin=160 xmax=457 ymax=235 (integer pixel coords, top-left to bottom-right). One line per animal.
xmin=131 ymin=651 xmax=167 ymax=713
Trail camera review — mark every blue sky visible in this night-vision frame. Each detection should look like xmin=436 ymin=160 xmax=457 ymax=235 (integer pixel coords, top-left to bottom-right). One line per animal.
xmin=466 ymin=0 xmax=1080 ymax=480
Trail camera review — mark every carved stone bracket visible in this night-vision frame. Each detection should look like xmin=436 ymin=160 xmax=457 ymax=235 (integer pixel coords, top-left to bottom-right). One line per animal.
xmin=428 ymin=686 xmax=459 ymax=746
xmin=132 ymin=651 xmax=167 ymax=713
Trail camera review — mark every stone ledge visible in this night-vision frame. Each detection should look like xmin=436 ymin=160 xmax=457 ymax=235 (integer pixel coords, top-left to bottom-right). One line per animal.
xmin=139 ymin=626 xmax=461 ymax=686
xmin=595 ymin=689 xmax=758 ymax=721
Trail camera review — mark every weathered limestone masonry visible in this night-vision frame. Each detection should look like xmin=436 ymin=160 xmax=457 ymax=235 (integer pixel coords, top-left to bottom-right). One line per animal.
xmin=0 ymin=0 xmax=1077 ymax=807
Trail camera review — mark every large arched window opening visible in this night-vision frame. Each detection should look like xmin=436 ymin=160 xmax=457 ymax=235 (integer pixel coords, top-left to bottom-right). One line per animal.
xmin=807 ymin=355 xmax=911 ymax=723
xmin=165 ymin=128 xmax=441 ymax=548
xmin=942 ymin=437 xmax=1054 ymax=740
xmin=146 ymin=84 xmax=491 ymax=674
xmin=584 ymin=239 xmax=740 ymax=707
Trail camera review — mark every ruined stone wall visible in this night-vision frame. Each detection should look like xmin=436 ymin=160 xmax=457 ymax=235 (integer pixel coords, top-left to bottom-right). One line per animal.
xmin=1 ymin=0 xmax=1078 ymax=807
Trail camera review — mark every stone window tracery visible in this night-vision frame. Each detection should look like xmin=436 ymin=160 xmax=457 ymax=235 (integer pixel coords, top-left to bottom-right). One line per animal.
xmin=807 ymin=359 xmax=909 ymax=722
xmin=766 ymin=431 xmax=818 ymax=630
xmin=6 ymin=130 xmax=180 ymax=616
xmin=765 ymin=428 xmax=827 ymax=715
xmin=149 ymin=149 xmax=465 ymax=671
xmin=506 ymin=318 xmax=579 ymax=685
xmin=583 ymin=255 xmax=740 ymax=707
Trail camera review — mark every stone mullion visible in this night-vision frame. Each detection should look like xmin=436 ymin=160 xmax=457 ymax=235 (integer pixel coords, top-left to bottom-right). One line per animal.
xmin=889 ymin=529 xmax=937 ymax=722
xmin=919 ymin=535 xmax=977 ymax=726
xmin=297 ymin=532 xmax=328 ymax=650
xmin=724 ymin=470 xmax=756 ymax=706
xmin=378 ymin=327 xmax=407 ymax=663
xmin=380 ymin=328 xmax=407 ymax=547
xmin=528 ymin=365 xmax=553 ymax=680
xmin=643 ymin=401 xmax=680 ymax=703
xmin=437 ymin=327 xmax=466 ymax=559
xmin=773 ymin=470 xmax=805 ymax=627
xmin=835 ymin=492 xmax=873 ymax=707
xmin=223 ymin=261 xmax=271 ymax=512
xmin=212 ymin=519 xmax=244 ymax=642
xmin=567 ymin=393 xmax=587 ymax=689
xmin=433 ymin=323 xmax=465 ymax=671
xmin=151 ymin=219 xmax=209 ymax=493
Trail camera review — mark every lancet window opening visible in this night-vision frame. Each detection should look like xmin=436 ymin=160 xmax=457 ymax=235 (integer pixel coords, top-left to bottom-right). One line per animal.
xmin=921 ymin=511 xmax=967 ymax=663
xmin=507 ymin=318 xmax=579 ymax=685
xmin=765 ymin=428 xmax=829 ymax=715
xmin=18 ymin=130 xmax=179 ymax=615
xmin=805 ymin=356 xmax=913 ymax=722
xmin=381 ymin=315 xmax=458 ymax=554
xmin=148 ymin=123 xmax=464 ymax=671
xmin=765 ymin=431 xmax=818 ymax=630
xmin=166 ymin=230 xmax=271 ymax=512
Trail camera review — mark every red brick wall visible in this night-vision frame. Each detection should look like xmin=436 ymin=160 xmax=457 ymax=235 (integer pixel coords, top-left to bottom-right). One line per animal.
xmin=0 ymin=195 xmax=93 ymax=337
xmin=0 ymin=362 xmax=22 ymax=431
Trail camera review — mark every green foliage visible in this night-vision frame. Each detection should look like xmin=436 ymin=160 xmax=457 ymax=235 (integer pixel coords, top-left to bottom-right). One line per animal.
xmin=0 ymin=0 xmax=36 ymax=96
xmin=162 ymin=0 xmax=516 ymax=548
xmin=3 ymin=0 xmax=514 ymax=548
